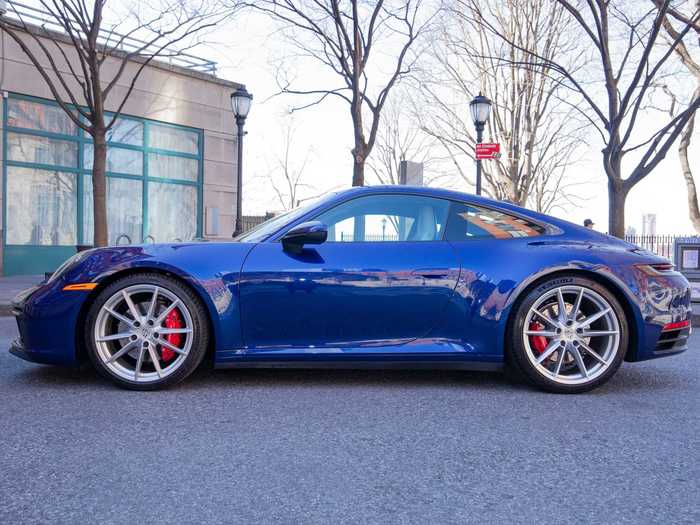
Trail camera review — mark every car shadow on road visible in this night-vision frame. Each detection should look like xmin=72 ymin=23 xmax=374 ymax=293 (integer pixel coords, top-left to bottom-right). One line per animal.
xmin=184 ymin=366 xmax=526 ymax=392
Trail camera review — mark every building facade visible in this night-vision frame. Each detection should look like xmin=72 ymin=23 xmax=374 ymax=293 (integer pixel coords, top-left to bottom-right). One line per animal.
xmin=0 ymin=25 xmax=242 ymax=275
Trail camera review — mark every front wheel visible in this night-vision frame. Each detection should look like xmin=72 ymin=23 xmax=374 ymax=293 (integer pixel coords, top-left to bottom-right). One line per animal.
xmin=508 ymin=275 xmax=628 ymax=394
xmin=85 ymin=273 xmax=209 ymax=390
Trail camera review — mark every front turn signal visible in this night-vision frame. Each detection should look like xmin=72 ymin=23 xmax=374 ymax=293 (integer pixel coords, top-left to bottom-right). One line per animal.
xmin=63 ymin=283 xmax=98 ymax=291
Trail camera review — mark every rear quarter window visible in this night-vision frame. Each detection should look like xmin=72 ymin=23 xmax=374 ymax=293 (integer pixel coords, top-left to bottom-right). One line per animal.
xmin=445 ymin=202 xmax=546 ymax=240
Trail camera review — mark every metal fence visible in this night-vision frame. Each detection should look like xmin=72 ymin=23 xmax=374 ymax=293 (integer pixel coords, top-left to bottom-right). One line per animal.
xmin=242 ymin=214 xmax=276 ymax=232
xmin=337 ymin=233 xmax=400 ymax=242
xmin=623 ymin=234 xmax=699 ymax=263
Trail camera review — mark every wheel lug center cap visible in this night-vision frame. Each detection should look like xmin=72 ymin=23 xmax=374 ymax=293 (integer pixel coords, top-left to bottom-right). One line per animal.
xmin=139 ymin=326 xmax=151 ymax=338
xmin=562 ymin=327 xmax=575 ymax=340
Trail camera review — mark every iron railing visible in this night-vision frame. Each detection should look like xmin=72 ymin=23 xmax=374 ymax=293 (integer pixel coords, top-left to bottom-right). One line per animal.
xmin=624 ymin=234 xmax=699 ymax=263
xmin=2 ymin=1 xmax=218 ymax=75
xmin=242 ymin=214 xmax=276 ymax=232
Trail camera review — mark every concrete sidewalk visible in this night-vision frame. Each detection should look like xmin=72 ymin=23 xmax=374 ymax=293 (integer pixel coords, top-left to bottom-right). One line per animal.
xmin=0 ymin=275 xmax=43 ymax=315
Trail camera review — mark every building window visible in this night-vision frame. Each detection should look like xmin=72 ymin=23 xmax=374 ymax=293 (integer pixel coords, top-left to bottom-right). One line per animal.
xmin=147 ymin=182 xmax=198 ymax=242
xmin=4 ymin=94 xmax=203 ymax=248
xmin=6 ymin=167 xmax=77 ymax=245
xmin=149 ymin=123 xmax=198 ymax=154
xmin=7 ymin=97 xmax=76 ymax=135
xmin=83 ymin=144 xmax=143 ymax=176
xmin=83 ymin=176 xmax=144 ymax=246
xmin=7 ymin=132 xmax=78 ymax=168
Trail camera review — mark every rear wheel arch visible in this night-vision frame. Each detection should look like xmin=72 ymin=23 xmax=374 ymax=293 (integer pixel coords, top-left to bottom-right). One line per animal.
xmin=504 ymin=269 xmax=639 ymax=362
xmin=75 ymin=267 xmax=217 ymax=364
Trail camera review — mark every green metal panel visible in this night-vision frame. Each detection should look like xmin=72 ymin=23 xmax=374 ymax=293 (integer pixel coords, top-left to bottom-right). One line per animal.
xmin=2 ymin=96 xmax=7 ymax=276
xmin=2 ymin=93 xmax=206 ymax=275
xmin=142 ymin=120 xmax=150 ymax=243
xmin=3 ymin=245 xmax=76 ymax=275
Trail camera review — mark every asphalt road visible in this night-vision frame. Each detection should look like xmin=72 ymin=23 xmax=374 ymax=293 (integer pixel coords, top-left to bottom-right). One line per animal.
xmin=1 ymin=317 xmax=698 ymax=525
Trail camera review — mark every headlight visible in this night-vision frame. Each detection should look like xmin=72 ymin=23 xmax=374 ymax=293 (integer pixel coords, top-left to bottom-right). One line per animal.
xmin=47 ymin=250 xmax=93 ymax=283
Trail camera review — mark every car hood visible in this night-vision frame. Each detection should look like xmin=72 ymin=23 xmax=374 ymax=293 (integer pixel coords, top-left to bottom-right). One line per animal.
xmin=62 ymin=241 xmax=256 ymax=285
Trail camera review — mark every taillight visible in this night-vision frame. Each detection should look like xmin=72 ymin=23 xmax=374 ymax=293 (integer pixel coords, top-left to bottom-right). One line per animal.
xmin=636 ymin=263 xmax=676 ymax=275
xmin=661 ymin=320 xmax=690 ymax=332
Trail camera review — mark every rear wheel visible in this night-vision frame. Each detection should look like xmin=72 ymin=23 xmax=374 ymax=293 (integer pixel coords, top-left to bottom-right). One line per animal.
xmin=508 ymin=275 xmax=628 ymax=393
xmin=85 ymin=273 xmax=209 ymax=390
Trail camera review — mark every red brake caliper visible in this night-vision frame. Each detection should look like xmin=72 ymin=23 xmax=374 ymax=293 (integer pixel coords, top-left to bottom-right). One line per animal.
xmin=161 ymin=308 xmax=183 ymax=362
xmin=528 ymin=321 xmax=549 ymax=354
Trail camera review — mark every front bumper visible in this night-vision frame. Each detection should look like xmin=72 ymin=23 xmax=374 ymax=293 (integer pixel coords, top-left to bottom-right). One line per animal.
xmin=9 ymin=337 xmax=44 ymax=364
xmin=9 ymin=282 xmax=88 ymax=366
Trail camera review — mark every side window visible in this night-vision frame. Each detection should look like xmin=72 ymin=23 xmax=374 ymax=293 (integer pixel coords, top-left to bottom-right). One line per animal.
xmin=445 ymin=202 xmax=546 ymax=240
xmin=315 ymin=194 xmax=450 ymax=242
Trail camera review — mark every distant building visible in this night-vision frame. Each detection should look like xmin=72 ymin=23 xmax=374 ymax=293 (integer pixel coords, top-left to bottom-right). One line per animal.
xmin=0 ymin=8 xmax=243 ymax=275
xmin=625 ymin=225 xmax=637 ymax=236
xmin=642 ymin=214 xmax=657 ymax=235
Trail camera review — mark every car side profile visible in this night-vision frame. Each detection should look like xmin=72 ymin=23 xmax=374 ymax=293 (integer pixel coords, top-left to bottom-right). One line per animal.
xmin=10 ymin=186 xmax=692 ymax=393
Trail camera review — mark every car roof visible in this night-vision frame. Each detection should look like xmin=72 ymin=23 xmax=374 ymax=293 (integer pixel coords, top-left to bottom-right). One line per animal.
xmin=326 ymin=185 xmax=541 ymax=218
xmin=316 ymin=186 xmax=624 ymax=245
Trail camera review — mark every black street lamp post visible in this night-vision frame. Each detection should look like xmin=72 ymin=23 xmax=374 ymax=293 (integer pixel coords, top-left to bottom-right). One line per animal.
xmin=231 ymin=86 xmax=253 ymax=237
xmin=469 ymin=93 xmax=492 ymax=196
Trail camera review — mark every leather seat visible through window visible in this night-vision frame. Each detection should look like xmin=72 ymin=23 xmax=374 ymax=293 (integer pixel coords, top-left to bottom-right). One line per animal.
xmin=408 ymin=206 xmax=438 ymax=241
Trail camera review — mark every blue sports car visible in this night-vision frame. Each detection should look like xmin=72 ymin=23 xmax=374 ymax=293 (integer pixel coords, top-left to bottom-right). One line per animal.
xmin=10 ymin=186 xmax=691 ymax=393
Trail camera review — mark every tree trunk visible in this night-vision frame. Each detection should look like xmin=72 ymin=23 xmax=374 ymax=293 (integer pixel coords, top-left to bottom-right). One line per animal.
xmin=608 ymin=179 xmax=627 ymax=238
xmin=352 ymin=149 xmax=365 ymax=187
xmin=92 ymin=131 xmax=109 ymax=247
xmin=351 ymin=147 xmax=365 ymax=239
xmin=679 ymin=110 xmax=700 ymax=233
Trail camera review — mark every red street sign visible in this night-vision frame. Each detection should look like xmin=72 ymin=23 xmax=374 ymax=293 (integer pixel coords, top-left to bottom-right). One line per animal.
xmin=475 ymin=143 xmax=500 ymax=160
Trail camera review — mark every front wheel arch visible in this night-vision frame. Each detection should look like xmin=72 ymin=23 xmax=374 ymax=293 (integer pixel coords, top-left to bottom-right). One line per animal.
xmin=504 ymin=269 xmax=639 ymax=363
xmin=75 ymin=267 xmax=217 ymax=365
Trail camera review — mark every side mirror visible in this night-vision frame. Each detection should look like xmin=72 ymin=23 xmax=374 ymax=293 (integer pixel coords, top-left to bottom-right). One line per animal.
xmin=282 ymin=221 xmax=328 ymax=253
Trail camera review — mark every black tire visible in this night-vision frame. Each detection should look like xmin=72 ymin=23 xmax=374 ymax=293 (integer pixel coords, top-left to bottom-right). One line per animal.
xmin=85 ymin=273 xmax=209 ymax=390
xmin=506 ymin=274 xmax=628 ymax=394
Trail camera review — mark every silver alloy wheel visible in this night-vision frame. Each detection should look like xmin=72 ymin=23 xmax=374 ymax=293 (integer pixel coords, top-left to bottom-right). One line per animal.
xmin=94 ymin=284 xmax=194 ymax=383
xmin=522 ymin=285 xmax=621 ymax=385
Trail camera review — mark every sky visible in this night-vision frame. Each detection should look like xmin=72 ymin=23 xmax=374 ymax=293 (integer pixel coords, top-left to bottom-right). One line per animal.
xmin=199 ymin=7 xmax=697 ymax=235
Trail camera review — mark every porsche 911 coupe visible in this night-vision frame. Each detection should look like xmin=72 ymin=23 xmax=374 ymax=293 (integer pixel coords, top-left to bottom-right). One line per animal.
xmin=10 ymin=186 xmax=691 ymax=393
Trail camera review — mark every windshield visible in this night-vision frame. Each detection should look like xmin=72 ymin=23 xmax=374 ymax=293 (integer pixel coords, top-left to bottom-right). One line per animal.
xmin=234 ymin=201 xmax=318 ymax=243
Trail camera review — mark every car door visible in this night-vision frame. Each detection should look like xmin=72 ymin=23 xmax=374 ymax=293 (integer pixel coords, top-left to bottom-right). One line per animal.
xmin=438 ymin=200 xmax=550 ymax=357
xmin=238 ymin=193 xmax=461 ymax=353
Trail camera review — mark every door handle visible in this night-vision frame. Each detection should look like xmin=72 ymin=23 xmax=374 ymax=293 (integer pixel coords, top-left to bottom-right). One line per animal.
xmin=412 ymin=269 xmax=450 ymax=279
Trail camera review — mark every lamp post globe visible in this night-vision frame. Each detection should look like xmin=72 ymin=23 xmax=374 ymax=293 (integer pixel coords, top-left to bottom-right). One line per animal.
xmin=469 ymin=93 xmax=492 ymax=128
xmin=231 ymin=86 xmax=253 ymax=237
xmin=231 ymin=86 xmax=253 ymax=123
xmin=470 ymin=92 xmax=492 ymax=196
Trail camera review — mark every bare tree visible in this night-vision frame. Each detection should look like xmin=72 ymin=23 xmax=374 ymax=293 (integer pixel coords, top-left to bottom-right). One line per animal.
xmin=244 ymin=0 xmax=435 ymax=188
xmin=266 ymin=115 xmax=315 ymax=210
xmin=470 ymin=0 xmax=700 ymax=237
xmin=366 ymin=95 xmax=443 ymax=186
xmin=415 ymin=0 xmax=587 ymax=213
xmin=0 ymin=0 xmax=228 ymax=246
xmin=655 ymin=0 xmax=700 ymax=233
